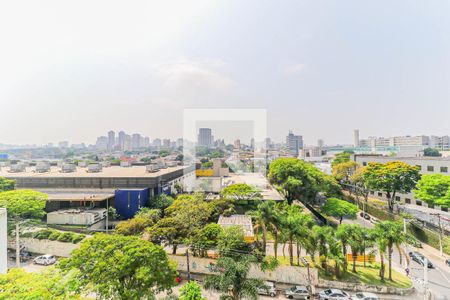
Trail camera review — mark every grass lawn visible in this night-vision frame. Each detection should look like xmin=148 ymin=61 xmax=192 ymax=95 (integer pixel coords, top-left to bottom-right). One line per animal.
xmin=267 ymin=256 xmax=412 ymax=289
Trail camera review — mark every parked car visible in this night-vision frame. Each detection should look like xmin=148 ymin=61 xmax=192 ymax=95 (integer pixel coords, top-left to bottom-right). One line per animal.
xmin=284 ymin=285 xmax=311 ymax=299
xmin=351 ymin=292 xmax=379 ymax=300
xmin=445 ymin=258 xmax=450 ymax=267
xmin=258 ymin=281 xmax=277 ymax=297
xmin=370 ymin=217 xmax=380 ymax=224
xmin=33 ymin=254 xmax=57 ymax=266
xmin=359 ymin=212 xmax=370 ymax=220
xmin=319 ymin=289 xmax=350 ymax=300
xmin=408 ymin=251 xmax=433 ymax=268
xmin=10 ymin=251 xmax=32 ymax=262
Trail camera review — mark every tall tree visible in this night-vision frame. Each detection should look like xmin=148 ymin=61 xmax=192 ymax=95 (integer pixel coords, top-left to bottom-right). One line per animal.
xmin=59 ymin=234 xmax=176 ymax=300
xmin=332 ymin=161 xmax=359 ymax=184
xmin=345 ymin=224 xmax=365 ymax=273
xmin=322 ymin=198 xmax=358 ymax=224
xmin=363 ymin=161 xmax=421 ymax=212
xmin=268 ymin=158 xmax=328 ymax=205
xmin=247 ymin=200 xmax=278 ymax=256
xmin=217 ymin=226 xmax=251 ymax=259
xmin=279 ymin=205 xmax=313 ymax=266
xmin=413 ymin=174 xmax=450 ymax=208
xmin=204 ymin=256 xmax=265 ymax=300
xmin=350 ymin=166 xmax=371 ymax=204
xmin=312 ymin=225 xmax=335 ymax=269
xmin=0 ymin=190 xmax=47 ymax=267
xmin=374 ymin=221 xmax=404 ymax=281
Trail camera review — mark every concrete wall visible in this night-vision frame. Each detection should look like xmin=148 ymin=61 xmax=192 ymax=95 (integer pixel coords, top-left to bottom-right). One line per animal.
xmin=318 ymin=279 xmax=415 ymax=296
xmin=168 ymin=255 xmax=318 ymax=286
xmin=8 ymin=237 xmax=80 ymax=257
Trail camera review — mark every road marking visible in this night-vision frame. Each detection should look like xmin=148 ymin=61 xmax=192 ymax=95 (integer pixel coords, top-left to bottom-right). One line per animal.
xmin=436 ymin=267 xmax=450 ymax=285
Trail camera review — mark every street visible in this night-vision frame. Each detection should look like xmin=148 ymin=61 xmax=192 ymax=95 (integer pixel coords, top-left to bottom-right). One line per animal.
xmin=343 ymin=213 xmax=450 ymax=300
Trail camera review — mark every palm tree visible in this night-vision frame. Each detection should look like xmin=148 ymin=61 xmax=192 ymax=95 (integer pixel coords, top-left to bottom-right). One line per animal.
xmin=328 ymin=238 xmax=345 ymax=277
xmin=204 ymin=255 xmax=265 ymax=300
xmin=280 ymin=205 xmax=313 ymax=266
xmin=374 ymin=229 xmax=388 ymax=281
xmin=374 ymin=221 xmax=404 ymax=281
xmin=312 ymin=225 xmax=335 ymax=269
xmin=335 ymin=224 xmax=353 ymax=272
xmin=345 ymin=224 xmax=365 ymax=273
xmin=247 ymin=201 xmax=278 ymax=256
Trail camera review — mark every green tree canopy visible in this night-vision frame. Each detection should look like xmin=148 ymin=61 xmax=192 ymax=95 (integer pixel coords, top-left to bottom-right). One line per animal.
xmin=190 ymin=223 xmax=224 ymax=257
xmin=179 ymin=281 xmax=206 ymax=300
xmin=217 ymin=225 xmax=251 ymax=258
xmin=220 ymin=183 xmax=261 ymax=201
xmin=414 ymin=174 xmax=450 ymax=208
xmin=115 ymin=208 xmax=161 ymax=236
xmin=268 ymin=158 xmax=337 ymax=205
xmin=0 ymin=190 xmax=47 ymax=219
xmin=59 ymin=234 xmax=176 ymax=300
xmin=0 ymin=268 xmax=79 ymax=300
xmin=322 ymin=198 xmax=358 ymax=224
xmin=331 ymin=151 xmax=354 ymax=167
xmin=363 ymin=161 xmax=421 ymax=211
xmin=204 ymin=256 xmax=265 ymax=300
xmin=0 ymin=177 xmax=15 ymax=192
xmin=423 ymin=148 xmax=442 ymax=157
xmin=374 ymin=221 xmax=404 ymax=281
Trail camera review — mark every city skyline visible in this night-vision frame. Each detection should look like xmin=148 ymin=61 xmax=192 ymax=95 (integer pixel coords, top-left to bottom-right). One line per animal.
xmin=1 ymin=1 xmax=450 ymax=145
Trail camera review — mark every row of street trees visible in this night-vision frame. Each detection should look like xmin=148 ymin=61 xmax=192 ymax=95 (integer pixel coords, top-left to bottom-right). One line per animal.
xmin=247 ymin=199 xmax=404 ymax=281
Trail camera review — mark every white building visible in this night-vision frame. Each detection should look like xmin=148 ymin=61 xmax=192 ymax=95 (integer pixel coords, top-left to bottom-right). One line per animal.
xmin=353 ymin=130 xmax=360 ymax=147
xmin=96 ymin=136 xmax=108 ymax=150
xmin=353 ymin=154 xmax=450 ymax=211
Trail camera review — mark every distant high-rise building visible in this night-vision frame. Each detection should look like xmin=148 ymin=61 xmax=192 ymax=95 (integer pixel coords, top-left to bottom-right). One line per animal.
xmin=118 ymin=131 xmax=126 ymax=150
xmin=162 ymin=139 xmax=170 ymax=148
xmin=198 ymin=128 xmax=213 ymax=148
xmin=108 ymin=130 xmax=115 ymax=151
xmin=353 ymin=130 xmax=360 ymax=147
xmin=131 ymin=133 xmax=141 ymax=150
xmin=234 ymin=139 xmax=241 ymax=150
xmin=286 ymin=131 xmax=303 ymax=157
xmin=58 ymin=141 xmax=69 ymax=148
xmin=143 ymin=137 xmax=150 ymax=148
xmin=176 ymin=138 xmax=183 ymax=148
xmin=153 ymin=138 xmax=162 ymax=148
xmin=317 ymin=139 xmax=324 ymax=148
xmin=124 ymin=134 xmax=131 ymax=151
xmin=96 ymin=136 xmax=108 ymax=150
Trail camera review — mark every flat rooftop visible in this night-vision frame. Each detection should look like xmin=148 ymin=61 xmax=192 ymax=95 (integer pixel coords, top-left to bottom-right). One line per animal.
xmin=0 ymin=165 xmax=189 ymax=178
xmin=218 ymin=214 xmax=254 ymax=237
xmin=224 ymin=173 xmax=283 ymax=201
xmin=30 ymin=189 xmax=115 ymax=202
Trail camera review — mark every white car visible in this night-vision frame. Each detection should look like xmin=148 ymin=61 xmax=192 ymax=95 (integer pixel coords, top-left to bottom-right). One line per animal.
xmin=284 ymin=285 xmax=311 ymax=299
xmin=352 ymin=292 xmax=379 ymax=300
xmin=258 ymin=281 xmax=277 ymax=297
xmin=33 ymin=254 xmax=57 ymax=266
xmin=319 ymin=289 xmax=350 ymax=300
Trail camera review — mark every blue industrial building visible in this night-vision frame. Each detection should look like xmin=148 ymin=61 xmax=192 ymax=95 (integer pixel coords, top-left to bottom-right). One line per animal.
xmin=114 ymin=188 xmax=150 ymax=219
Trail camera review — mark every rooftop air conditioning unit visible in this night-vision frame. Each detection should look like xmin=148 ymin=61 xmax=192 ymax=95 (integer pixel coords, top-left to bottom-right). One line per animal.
xmin=8 ymin=164 xmax=26 ymax=173
xmin=146 ymin=164 xmax=159 ymax=173
xmin=35 ymin=162 xmax=50 ymax=173
xmin=61 ymin=163 xmax=76 ymax=173
xmin=87 ymin=164 xmax=102 ymax=173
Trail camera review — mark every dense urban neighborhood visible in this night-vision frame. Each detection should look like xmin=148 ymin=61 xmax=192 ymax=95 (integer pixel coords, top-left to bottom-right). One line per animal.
xmin=0 ymin=130 xmax=449 ymax=299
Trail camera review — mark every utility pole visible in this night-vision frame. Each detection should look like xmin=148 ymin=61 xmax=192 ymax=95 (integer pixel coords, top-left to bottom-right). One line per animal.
xmin=430 ymin=213 xmax=443 ymax=256
xmin=186 ymin=249 xmax=191 ymax=281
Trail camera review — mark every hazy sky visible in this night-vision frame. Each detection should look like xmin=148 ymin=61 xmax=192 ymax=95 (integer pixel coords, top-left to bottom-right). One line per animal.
xmin=1 ymin=0 xmax=450 ymax=146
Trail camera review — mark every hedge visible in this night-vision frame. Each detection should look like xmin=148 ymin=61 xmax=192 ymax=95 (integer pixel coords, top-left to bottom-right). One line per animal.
xmin=22 ymin=229 xmax=86 ymax=244
xmin=407 ymin=222 xmax=450 ymax=255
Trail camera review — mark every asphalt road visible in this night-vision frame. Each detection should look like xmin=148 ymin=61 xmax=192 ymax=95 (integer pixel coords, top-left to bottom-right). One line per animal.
xmin=343 ymin=214 xmax=450 ymax=300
